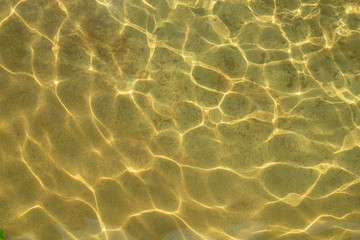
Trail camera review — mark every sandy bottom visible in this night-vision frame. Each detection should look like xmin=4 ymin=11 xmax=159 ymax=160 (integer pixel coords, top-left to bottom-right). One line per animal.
xmin=1 ymin=0 xmax=360 ymax=239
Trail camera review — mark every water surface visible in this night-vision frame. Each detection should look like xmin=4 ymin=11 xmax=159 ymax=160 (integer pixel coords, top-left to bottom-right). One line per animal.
xmin=1 ymin=0 xmax=360 ymax=239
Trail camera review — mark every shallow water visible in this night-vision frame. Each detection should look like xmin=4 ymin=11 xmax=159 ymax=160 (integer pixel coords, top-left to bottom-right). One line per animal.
xmin=1 ymin=0 xmax=360 ymax=239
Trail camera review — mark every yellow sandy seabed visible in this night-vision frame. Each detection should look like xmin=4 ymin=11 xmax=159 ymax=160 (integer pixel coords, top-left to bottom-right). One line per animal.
xmin=1 ymin=0 xmax=360 ymax=239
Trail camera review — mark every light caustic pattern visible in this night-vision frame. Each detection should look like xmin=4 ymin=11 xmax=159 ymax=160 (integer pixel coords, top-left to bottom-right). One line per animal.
xmin=1 ymin=0 xmax=360 ymax=239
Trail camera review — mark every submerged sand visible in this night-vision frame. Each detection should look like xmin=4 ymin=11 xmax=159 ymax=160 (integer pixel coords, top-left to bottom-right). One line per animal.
xmin=1 ymin=0 xmax=360 ymax=239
